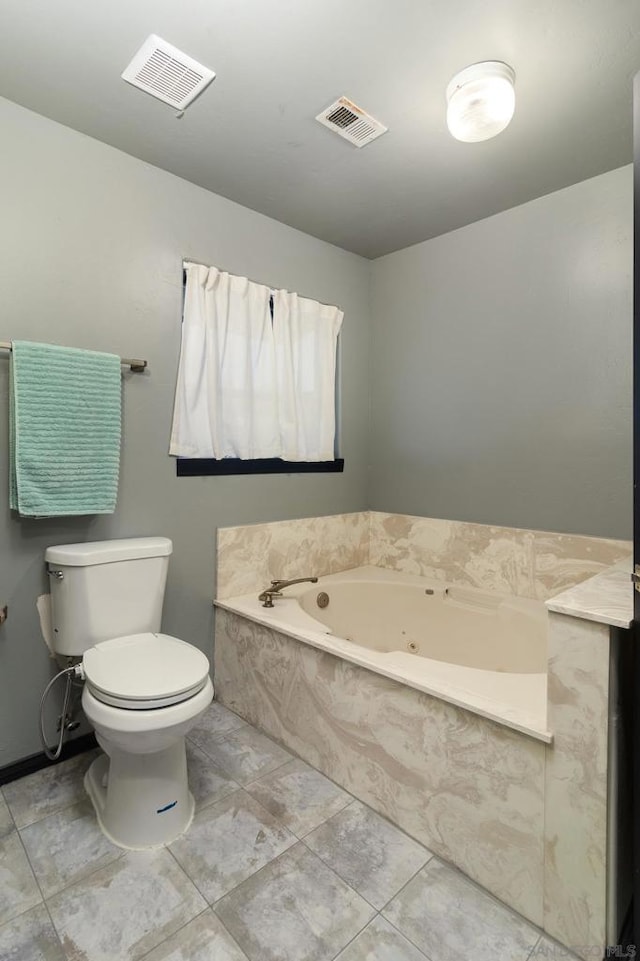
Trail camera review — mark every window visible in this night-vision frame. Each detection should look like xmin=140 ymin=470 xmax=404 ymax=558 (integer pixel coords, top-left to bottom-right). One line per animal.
xmin=170 ymin=263 xmax=344 ymax=475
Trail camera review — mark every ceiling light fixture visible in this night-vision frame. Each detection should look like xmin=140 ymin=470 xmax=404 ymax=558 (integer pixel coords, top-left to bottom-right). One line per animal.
xmin=446 ymin=61 xmax=515 ymax=143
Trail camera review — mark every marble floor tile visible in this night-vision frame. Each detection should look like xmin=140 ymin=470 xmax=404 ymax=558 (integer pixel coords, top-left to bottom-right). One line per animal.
xmin=187 ymin=701 xmax=248 ymax=754
xmin=0 ymin=817 xmax=42 ymax=925
xmin=2 ymin=750 xmax=98 ymax=828
xmin=46 ymin=848 xmax=207 ymax=961
xmin=0 ymin=902 xmax=66 ymax=961
xmin=215 ymin=841 xmax=375 ymax=961
xmin=383 ymin=857 xmax=540 ymax=961
xmin=1 ymin=723 xmax=582 ymax=961
xmin=19 ymin=799 xmax=123 ymax=898
xmin=186 ymin=741 xmax=239 ymax=812
xmin=304 ymin=800 xmax=432 ymax=910
xmin=192 ymin=725 xmax=293 ymax=785
xmin=139 ymin=910 xmax=249 ymax=961
xmin=244 ymin=758 xmax=354 ymax=837
xmin=0 ymin=790 xmax=14 ymax=834
xmin=334 ymin=915 xmax=429 ymax=961
xmin=169 ymin=788 xmax=296 ymax=903
xmin=530 ymin=935 xmax=582 ymax=960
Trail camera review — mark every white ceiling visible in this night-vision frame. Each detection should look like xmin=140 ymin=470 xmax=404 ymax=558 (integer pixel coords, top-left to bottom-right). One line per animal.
xmin=2 ymin=0 xmax=639 ymax=258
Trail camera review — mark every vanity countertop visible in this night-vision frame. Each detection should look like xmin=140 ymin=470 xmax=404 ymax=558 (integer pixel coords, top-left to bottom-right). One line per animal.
xmin=545 ymin=559 xmax=633 ymax=629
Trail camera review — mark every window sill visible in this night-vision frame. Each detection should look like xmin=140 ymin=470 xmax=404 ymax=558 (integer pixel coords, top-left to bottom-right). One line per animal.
xmin=176 ymin=457 xmax=344 ymax=476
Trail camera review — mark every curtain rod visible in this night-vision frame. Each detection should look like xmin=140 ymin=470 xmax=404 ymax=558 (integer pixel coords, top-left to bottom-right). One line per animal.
xmin=182 ymin=261 xmax=344 ymax=313
xmin=0 ymin=341 xmax=147 ymax=373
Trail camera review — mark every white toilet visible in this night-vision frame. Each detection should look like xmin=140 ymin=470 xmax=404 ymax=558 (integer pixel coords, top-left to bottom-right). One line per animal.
xmin=45 ymin=537 xmax=213 ymax=850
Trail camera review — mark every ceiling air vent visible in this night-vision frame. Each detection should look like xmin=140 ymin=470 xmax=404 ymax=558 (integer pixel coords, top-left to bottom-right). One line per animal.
xmin=315 ymin=97 xmax=387 ymax=148
xmin=121 ymin=34 xmax=216 ymax=110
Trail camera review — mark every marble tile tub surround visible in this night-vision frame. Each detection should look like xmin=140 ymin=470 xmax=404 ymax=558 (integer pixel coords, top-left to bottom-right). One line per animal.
xmin=543 ymin=613 xmax=611 ymax=953
xmin=368 ymin=511 xmax=631 ymax=602
xmin=216 ymin=511 xmax=370 ymax=599
xmin=545 ymin=560 xmax=633 ymax=629
xmin=216 ymin=510 xmax=630 ymax=604
xmin=214 ymin=606 xmax=613 ymax=961
xmin=0 ymin=702 xmax=584 ymax=961
xmin=214 ymin=608 xmax=546 ymax=929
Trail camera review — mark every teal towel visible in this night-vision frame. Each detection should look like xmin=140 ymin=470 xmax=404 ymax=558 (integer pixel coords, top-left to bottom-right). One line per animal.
xmin=9 ymin=340 xmax=122 ymax=517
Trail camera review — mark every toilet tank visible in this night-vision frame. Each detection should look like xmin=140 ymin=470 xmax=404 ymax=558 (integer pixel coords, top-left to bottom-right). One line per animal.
xmin=45 ymin=537 xmax=173 ymax=656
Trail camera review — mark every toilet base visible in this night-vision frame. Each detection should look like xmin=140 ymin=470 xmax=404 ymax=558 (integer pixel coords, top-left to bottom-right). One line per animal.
xmin=85 ymin=740 xmax=195 ymax=850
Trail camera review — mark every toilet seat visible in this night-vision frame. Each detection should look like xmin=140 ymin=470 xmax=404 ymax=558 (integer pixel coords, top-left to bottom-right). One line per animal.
xmin=83 ymin=633 xmax=210 ymax=710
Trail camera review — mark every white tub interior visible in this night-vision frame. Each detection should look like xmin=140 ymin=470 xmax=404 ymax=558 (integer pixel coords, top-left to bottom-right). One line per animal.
xmin=298 ymin=579 xmax=547 ymax=674
xmin=215 ymin=565 xmax=552 ymax=742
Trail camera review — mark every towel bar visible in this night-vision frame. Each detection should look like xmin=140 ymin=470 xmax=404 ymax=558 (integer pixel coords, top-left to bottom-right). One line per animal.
xmin=0 ymin=341 xmax=147 ymax=372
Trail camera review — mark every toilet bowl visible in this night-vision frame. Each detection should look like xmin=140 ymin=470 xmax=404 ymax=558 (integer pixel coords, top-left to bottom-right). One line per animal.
xmin=80 ymin=631 xmax=212 ymax=849
xmin=44 ymin=537 xmax=214 ymax=850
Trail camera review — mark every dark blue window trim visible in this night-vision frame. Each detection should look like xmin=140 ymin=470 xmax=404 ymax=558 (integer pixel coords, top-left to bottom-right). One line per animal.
xmin=176 ymin=457 xmax=344 ymax=476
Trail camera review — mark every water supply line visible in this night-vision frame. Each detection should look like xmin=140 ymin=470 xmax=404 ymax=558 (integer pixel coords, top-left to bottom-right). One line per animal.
xmin=39 ymin=663 xmax=85 ymax=761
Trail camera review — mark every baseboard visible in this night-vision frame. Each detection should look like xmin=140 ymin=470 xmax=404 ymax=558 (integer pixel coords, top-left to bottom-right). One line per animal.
xmin=0 ymin=733 xmax=98 ymax=787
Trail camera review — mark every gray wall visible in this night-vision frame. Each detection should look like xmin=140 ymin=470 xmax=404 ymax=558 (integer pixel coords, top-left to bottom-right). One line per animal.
xmin=0 ymin=97 xmax=371 ymax=766
xmin=369 ymin=166 xmax=633 ymax=539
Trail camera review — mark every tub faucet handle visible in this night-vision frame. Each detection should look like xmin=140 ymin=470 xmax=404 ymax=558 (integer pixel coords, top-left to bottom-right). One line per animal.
xmin=258 ymin=576 xmax=318 ymax=608
xmin=258 ymin=588 xmax=283 ymax=608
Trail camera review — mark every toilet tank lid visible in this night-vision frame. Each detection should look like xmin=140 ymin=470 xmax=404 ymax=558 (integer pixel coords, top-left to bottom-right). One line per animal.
xmin=45 ymin=537 xmax=173 ymax=566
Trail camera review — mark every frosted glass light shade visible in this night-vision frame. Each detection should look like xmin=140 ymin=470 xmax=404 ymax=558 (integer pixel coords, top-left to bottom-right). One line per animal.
xmin=446 ymin=61 xmax=516 ymax=143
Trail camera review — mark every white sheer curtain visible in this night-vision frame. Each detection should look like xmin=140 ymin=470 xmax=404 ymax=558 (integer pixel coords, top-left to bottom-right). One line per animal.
xmin=170 ymin=264 xmax=277 ymax=458
xmin=170 ymin=263 xmax=343 ymax=461
xmin=273 ymin=289 xmax=343 ymax=461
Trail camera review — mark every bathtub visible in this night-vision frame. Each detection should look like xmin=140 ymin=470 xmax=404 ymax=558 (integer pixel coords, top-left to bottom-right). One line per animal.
xmin=215 ymin=565 xmax=551 ymax=742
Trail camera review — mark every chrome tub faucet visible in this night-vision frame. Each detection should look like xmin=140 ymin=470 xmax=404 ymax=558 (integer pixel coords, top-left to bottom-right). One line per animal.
xmin=258 ymin=577 xmax=318 ymax=608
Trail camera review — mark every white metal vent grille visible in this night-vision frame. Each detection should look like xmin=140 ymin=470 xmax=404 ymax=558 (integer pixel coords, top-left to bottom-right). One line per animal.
xmin=121 ymin=35 xmax=215 ymax=109
xmin=315 ymin=97 xmax=387 ymax=147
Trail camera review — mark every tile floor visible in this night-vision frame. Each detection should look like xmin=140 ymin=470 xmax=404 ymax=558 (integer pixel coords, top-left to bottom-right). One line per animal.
xmin=1 ymin=701 xmax=581 ymax=961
